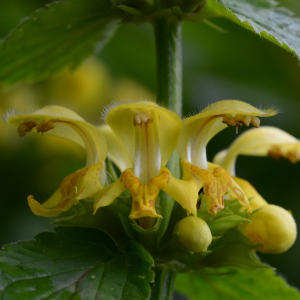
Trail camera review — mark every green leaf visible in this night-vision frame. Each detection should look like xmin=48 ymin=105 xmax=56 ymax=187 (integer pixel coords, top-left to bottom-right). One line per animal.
xmin=198 ymin=197 xmax=250 ymax=235
xmin=194 ymin=0 xmax=300 ymax=60
xmin=208 ymin=214 xmax=250 ymax=235
xmin=0 ymin=227 xmax=154 ymax=300
xmin=175 ymin=267 xmax=300 ymax=300
xmin=0 ymin=0 xmax=119 ymax=85
xmin=56 ymin=201 xmax=136 ymax=251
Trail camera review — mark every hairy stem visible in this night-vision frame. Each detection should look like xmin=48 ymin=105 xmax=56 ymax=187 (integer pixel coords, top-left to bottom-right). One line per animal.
xmin=153 ymin=18 xmax=183 ymax=244
xmin=150 ymin=265 xmax=177 ymax=300
xmin=154 ymin=18 xmax=182 ymax=117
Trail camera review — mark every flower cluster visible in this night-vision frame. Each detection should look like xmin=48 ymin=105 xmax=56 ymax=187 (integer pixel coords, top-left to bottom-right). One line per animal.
xmin=5 ymin=99 xmax=298 ymax=253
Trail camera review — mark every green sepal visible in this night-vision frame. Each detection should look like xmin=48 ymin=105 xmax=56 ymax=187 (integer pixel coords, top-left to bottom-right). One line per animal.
xmin=198 ymin=197 xmax=250 ymax=235
xmin=132 ymin=216 xmax=161 ymax=255
xmin=208 ymin=214 xmax=250 ymax=235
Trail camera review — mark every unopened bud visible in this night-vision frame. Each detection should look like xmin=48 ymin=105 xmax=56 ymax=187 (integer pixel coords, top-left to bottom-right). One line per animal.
xmin=238 ymin=204 xmax=297 ymax=254
xmin=178 ymin=216 xmax=212 ymax=253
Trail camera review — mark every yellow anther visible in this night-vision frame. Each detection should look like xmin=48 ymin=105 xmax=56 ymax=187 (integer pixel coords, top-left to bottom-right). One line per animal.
xmin=17 ymin=121 xmax=37 ymax=137
xmin=133 ymin=112 xmax=153 ymax=126
xmin=242 ymin=115 xmax=252 ymax=126
xmin=224 ymin=114 xmax=260 ymax=128
xmin=251 ymin=116 xmax=260 ymax=127
xmin=222 ymin=114 xmax=236 ymax=127
xmin=235 ymin=115 xmax=251 ymax=126
xmin=286 ymin=151 xmax=299 ymax=163
xmin=36 ymin=121 xmax=55 ymax=133
xmin=268 ymin=145 xmax=299 ymax=163
xmin=268 ymin=145 xmax=282 ymax=159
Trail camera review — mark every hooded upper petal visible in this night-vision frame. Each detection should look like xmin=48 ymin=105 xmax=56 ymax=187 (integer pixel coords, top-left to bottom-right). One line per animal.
xmin=213 ymin=126 xmax=300 ymax=176
xmin=177 ymin=100 xmax=277 ymax=169
xmin=6 ymin=105 xmax=107 ymax=166
xmin=106 ymin=101 xmax=182 ymax=168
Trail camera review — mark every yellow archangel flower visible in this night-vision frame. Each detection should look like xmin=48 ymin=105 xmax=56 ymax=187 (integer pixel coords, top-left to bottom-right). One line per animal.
xmin=212 ymin=127 xmax=299 ymax=253
xmin=213 ymin=126 xmax=300 ymax=210
xmin=177 ymin=101 xmax=277 ymax=215
xmin=5 ymin=106 xmax=107 ymax=217
xmin=94 ymin=101 xmax=200 ymax=219
xmin=94 ymin=100 xmax=276 ymax=219
xmin=5 ymin=100 xmax=277 ymax=221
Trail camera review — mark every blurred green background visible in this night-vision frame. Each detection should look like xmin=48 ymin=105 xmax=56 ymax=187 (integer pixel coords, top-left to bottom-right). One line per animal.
xmin=1 ymin=0 xmax=300 ymax=290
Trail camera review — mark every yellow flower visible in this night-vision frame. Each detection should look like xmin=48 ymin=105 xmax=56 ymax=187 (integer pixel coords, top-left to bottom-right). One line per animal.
xmin=95 ymin=100 xmax=276 ymax=220
xmin=94 ymin=101 xmax=199 ymax=219
xmin=238 ymin=205 xmax=297 ymax=254
xmin=5 ymin=106 xmax=107 ymax=217
xmin=6 ymin=100 xmax=278 ymax=222
xmin=230 ymin=177 xmax=268 ymax=210
xmin=213 ymin=126 xmax=300 ymax=210
xmin=177 ymin=100 xmax=276 ymax=215
xmin=212 ymin=125 xmax=298 ymax=254
xmin=214 ymin=126 xmax=300 ymax=176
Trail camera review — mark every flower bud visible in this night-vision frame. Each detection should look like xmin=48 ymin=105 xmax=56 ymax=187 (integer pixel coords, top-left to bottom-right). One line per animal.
xmin=178 ymin=216 xmax=212 ymax=253
xmin=238 ymin=205 xmax=297 ymax=254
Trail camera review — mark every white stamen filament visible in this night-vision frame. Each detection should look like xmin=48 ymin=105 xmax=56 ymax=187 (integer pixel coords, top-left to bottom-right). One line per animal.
xmin=134 ymin=112 xmax=161 ymax=184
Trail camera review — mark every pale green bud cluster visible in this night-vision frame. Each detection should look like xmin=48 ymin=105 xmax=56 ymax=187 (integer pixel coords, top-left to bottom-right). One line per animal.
xmin=178 ymin=216 xmax=212 ymax=253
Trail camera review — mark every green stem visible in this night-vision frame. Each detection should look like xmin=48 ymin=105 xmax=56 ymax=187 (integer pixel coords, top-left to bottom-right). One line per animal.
xmin=150 ymin=266 xmax=177 ymax=300
xmin=154 ymin=18 xmax=182 ymax=117
xmin=153 ymin=18 xmax=183 ymax=244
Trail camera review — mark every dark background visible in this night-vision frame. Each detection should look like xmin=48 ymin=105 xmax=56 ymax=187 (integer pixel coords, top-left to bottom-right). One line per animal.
xmin=0 ymin=0 xmax=300 ymax=289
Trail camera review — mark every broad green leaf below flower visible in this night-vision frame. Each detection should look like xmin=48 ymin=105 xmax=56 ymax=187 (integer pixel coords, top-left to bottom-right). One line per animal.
xmin=175 ymin=267 xmax=300 ymax=300
xmin=193 ymin=0 xmax=300 ymax=61
xmin=0 ymin=227 xmax=154 ymax=300
xmin=0 ymin=0 xmax=119 ymax=85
